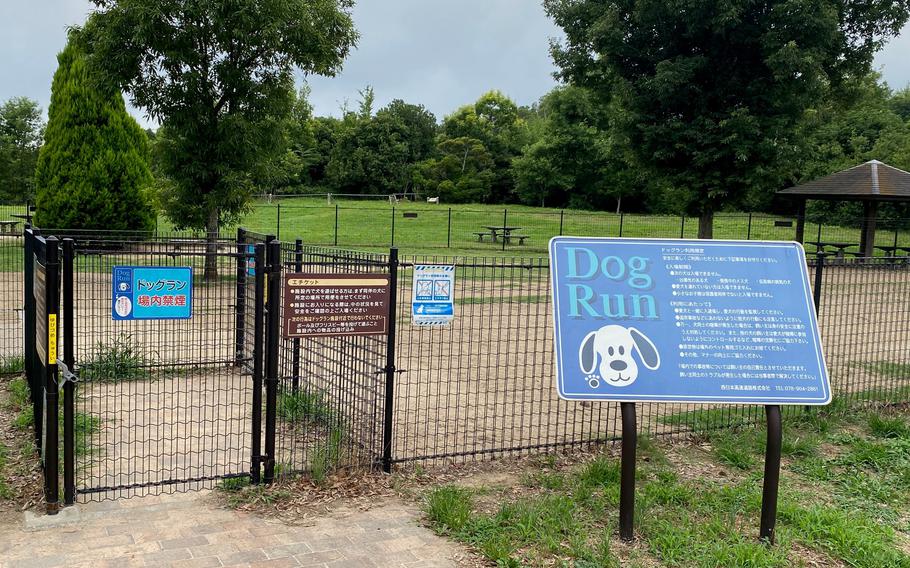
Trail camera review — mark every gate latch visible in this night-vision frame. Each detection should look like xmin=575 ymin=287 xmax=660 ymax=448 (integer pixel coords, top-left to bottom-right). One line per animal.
xmin=56 ymin=359 xmax=78 ymax=385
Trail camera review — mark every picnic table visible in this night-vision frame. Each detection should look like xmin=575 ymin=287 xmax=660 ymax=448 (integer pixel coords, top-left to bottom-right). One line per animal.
xmin=806 ymin=241 xmax=858 ymax=258
xmin=474 ymin=226 xmax=529 ymax=245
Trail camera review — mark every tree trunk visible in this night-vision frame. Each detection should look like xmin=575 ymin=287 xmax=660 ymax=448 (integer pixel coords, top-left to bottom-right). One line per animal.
xmin=698 ymin=210 xmax=714 ymax=239
xmin=204 ymin=207 xmax=219 ymax=281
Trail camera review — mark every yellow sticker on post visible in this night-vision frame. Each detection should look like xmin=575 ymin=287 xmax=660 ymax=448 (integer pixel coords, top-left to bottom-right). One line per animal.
xmin=48 ymin=314 xmax=57 ymax=365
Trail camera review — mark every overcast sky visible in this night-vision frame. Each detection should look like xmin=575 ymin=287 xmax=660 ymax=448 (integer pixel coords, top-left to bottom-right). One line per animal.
xmin=2 ymin=1 xmax=909 ymax=128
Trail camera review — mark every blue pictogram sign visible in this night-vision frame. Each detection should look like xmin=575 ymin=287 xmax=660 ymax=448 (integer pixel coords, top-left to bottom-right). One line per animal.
xmin=549 ymin=238 xmax=830 ymax=405
xmin=412 ymin=265 xmax=455 ymax=326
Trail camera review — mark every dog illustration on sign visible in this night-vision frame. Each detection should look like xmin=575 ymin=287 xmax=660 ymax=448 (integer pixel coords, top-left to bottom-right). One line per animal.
xmin=578 ymin=325 xmax=660 ymax=388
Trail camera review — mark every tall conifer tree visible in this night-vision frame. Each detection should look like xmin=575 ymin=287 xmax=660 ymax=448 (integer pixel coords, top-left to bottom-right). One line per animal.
xmin=35 ymin=40 xmax=154 ymax=231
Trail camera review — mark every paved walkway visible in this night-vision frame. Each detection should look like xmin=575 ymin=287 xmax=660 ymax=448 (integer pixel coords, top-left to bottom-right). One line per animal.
xmin=0 ymin=493 xmax=469 ymax=568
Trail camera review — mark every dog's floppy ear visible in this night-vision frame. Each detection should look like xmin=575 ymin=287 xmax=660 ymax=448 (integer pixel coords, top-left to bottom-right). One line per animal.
xmin=628 ymin=327 xmax=660 ymax=370
xmin=578 ymin=330 xmax=599 ymax=374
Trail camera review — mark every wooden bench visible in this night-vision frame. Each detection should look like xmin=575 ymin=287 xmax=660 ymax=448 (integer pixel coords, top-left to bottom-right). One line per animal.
xmin=504 ymin=235 xmax=529 ymax=245
xmin=0 ymin=220 xmax=20 ymax=234
xmin=473 ymin=232 xmax=492 ymax=242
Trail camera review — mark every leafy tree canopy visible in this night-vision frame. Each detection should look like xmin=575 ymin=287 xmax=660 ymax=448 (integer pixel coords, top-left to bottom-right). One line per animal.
xmin=442 ymin=91 xmax=528 ymax=202
xmin=327 ymin=96 xmax=437 ymax=195
xmin=0 ymin=97 xmax=44 ymax=204
xmin=78 ymin=0 xmax=358 ymax=235
xmin=544 ymin=0 xmax=910 ymax=236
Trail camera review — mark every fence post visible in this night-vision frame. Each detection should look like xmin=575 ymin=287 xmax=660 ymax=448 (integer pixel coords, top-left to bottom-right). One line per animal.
xmin=559 ymin=210 xmax=565 ymax=236
xmin=447 ymin=208 xmax=452 ymax=248
xmin=680 ymin=215 xmax=685 ymax=238
xmin=747 ymin=213 xmax=753 ymax=240
xmin=391 ymin=206 xmax=396 ymax=247
xmin=813 ymin=253 xmax=825 ymax=317
xmin=619 ymin=212 xmax=625 ymax=238
xmin=43 ymin=236 xmax=60 ymax=514
xmin=334 ymin=204 xmax=339 ymax=246
xmin=292 ymin=239 xmax=303 ymax=394
xmin=250 ymin=243 xmax=266 ymax=484
xmin=234 ymin=228 xmax=247 ymax=367
xmin=263 ymin=239 xmax=281 ymax=483
xmin=381 ymin=248 xmax=400 ymax=474
xmin=62 ymin=238 xmax=75 ymax=506
xmin=502 ymin=208 xmax=508 ymax=252
xmin=276 ymin=203 xmax=281 ymax=239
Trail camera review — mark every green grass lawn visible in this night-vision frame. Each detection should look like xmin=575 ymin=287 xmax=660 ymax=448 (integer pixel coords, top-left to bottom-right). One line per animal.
xmin=152 ymin=197 xmax=910 ymax=258
xmin=423 ymin=405 xmax=910 ymax=567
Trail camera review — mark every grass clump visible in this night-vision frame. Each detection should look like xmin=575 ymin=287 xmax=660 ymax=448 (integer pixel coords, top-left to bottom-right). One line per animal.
xmin=0 ymin=356 xmax=24 ymax=375
xmin=310 ymin=428 xmax=344 ymax=485
xmin=80 ymin=333 xmax=151 ymax=382
xmin=277 ymin=389 xmax=334 ymax=426
xmin=868 ymin=414 xmax=910 ymax=440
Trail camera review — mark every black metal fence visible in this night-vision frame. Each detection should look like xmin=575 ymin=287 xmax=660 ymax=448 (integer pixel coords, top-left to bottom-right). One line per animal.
xmin=238 ymin=202 xmax=910 ymax=256
xmin=15 ymin=227 xmax=910 ymax=510
xmin=299 ymin=246 xmax=910 ymax=466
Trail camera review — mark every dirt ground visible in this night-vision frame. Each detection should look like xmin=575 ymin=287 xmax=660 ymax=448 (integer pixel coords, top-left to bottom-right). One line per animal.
xmin=2 ymin=262 xmax=909 ymax=497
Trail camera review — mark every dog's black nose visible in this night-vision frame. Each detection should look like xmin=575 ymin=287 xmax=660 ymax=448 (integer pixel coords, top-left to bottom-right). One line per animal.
xmin=610 ymin=360 xmax=627 ymax=371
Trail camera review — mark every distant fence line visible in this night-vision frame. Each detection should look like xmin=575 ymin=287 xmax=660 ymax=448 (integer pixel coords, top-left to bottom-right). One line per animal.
xmin=240 ymin=202 xmax=910 ymax=255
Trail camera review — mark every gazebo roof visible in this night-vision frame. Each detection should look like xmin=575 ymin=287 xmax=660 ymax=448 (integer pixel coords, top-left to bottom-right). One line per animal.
xmin=777 ymin=160 xmax=910 ymax=201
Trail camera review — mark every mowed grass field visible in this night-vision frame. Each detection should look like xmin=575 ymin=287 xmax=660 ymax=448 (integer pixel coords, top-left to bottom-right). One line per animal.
xmin=153 ymin=197 xmax=903 ymax=257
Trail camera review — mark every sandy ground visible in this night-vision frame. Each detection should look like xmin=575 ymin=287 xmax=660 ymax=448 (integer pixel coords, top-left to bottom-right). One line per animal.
xmin=2 ymin=261 xmax=910 ymax=498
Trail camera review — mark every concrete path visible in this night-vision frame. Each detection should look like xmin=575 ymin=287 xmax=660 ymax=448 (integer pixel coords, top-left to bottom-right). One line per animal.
xmin=0 ymin=493 xmax=469 ymax=568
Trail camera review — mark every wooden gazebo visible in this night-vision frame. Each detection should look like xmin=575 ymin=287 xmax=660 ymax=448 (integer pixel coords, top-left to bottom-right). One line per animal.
xmin=778 ymin=160 xmax=910 ymax=257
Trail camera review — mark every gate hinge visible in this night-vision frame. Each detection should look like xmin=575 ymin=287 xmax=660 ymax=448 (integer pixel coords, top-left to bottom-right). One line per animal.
xmin=56 ymin=359 xmax=78 ymax=385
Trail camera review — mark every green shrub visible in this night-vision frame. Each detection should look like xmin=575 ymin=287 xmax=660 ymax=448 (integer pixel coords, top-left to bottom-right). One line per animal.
xmin=34 ymin=40 xmax=155 ymax=231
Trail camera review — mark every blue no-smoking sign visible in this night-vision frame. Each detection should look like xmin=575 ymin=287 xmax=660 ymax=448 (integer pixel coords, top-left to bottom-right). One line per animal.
xmin=549 ymin=238 xmax=830 ymax=405
xmin=112 ymin=266 xmax=193 ymax=321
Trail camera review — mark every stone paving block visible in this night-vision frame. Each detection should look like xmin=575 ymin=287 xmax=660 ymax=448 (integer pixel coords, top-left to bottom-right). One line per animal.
xmin=304 ymin=537 xmax=354 ymax=553
xmin=261 ymin=542 xmax=314 ymax=559
xmin=171 ymin=555 xmax=225 ymax=568
xmin=138 ymin=547 xmax=194 ymax=565
xmin=292 ymin=550 xmax=345 ymax=567
xmin=188 ymin=543 xmax=240 ymax=558
xmin=218 ymin=549 xmax=269 ymax=566
xmin=248 ymin=558 xmax=301 ymax=568
xmin=160 ymin=535 xmax=211 ymax=550
xmin=7 ymin=555 xmax=68 ymax=568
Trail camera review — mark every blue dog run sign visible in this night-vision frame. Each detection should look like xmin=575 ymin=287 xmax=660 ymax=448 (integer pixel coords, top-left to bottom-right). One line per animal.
xmin=549 ymin=237 xmax=830 ymax=405
xmin=112 ymin=266 xmax=193 ymax=321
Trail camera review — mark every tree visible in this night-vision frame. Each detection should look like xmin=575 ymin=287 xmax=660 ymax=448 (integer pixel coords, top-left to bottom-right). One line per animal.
xmin=545 ymin=0 xmax=910 ymax=238
xmin=0 ymin=97 xmax=44 ymax=204
xmin=442 ymin=91 xmax=527 ymax=203
xmin=326 ymin=98 xmax=437 ymax=195
xmin=793 ymin=74 xmax=910 ymax=225
xmin=513 ymin=86 xmax=647 ymax=211
xmin=413 ymin=137 xmax=495 ymax=203
xmin=34 ymin=41 xmax=154 ymax=232
xmin=79 ymin=0 xmax=358 ymax=278
xmin=257 ymin=86 xmax=319 ymax=195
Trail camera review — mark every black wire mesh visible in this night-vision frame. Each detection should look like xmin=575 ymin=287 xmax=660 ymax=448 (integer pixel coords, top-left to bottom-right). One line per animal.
xmin=70 ymin=237 xmax=254 ymax=500
xmin=12 ymin=226 xmax=910 ymax=498
xmin=273 ymin=245 xmax=388 ymax=479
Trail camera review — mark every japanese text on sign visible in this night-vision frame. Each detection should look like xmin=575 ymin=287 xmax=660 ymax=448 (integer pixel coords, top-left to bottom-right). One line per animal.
xmin=112 ymin=267 xmax=193 ymax=320
xmin=283 ymin=273 xmax=390 ymax=338
xmin=549 ymin=238 xmax=830 ymax=405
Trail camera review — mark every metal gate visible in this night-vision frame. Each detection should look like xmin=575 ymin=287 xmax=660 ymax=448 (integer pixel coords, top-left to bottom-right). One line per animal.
xmin=25 ymin=228 xmax=393 ymax=508
xmin=25 ymin=228 xmax=271 ymax=504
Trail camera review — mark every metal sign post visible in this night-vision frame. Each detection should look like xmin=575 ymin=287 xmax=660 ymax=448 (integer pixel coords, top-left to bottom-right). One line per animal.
xmin=549 ymin=237 xmax=831 ymax=544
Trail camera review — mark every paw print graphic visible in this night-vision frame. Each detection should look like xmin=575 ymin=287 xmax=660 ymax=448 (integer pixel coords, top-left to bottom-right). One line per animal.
xmin=586 ymin=374 xmax=600 ymax=389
